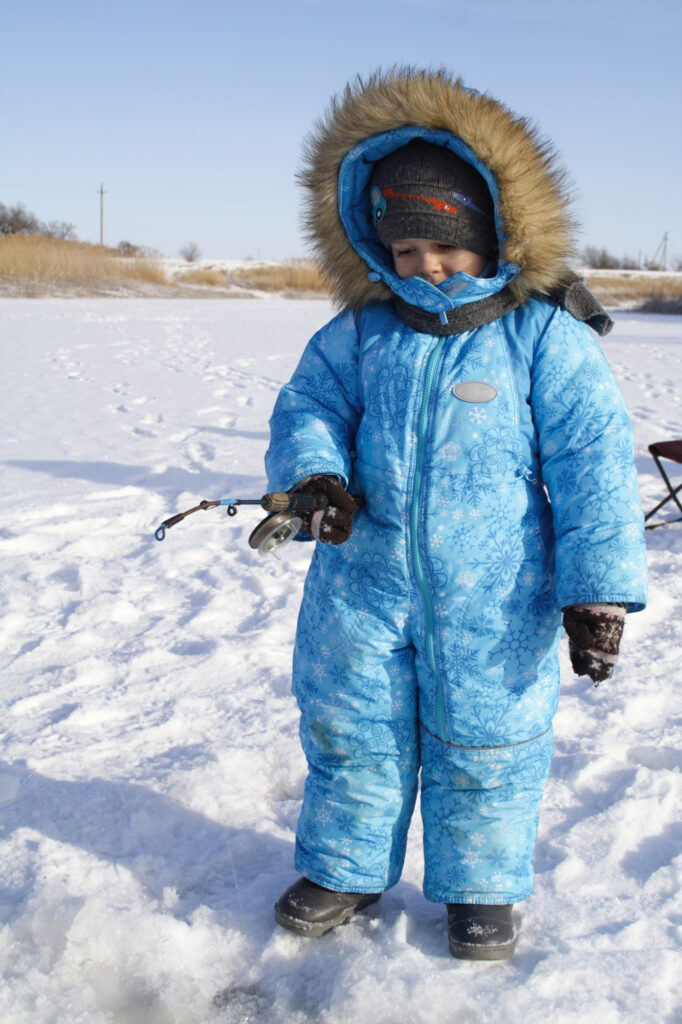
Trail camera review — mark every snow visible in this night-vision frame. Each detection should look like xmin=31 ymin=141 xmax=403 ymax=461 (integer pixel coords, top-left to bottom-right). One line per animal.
xmin=161 ymin=257 xmax=283 ymax=276
xmin=1 ymin=298 xmax=681 ymax=1024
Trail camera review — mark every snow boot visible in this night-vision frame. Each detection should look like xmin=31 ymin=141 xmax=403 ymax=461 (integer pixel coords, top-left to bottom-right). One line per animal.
xmin=274 ymin=877 xmax=381 ymax=937
xmin=447 ymin=903 xmax=517 ymax=961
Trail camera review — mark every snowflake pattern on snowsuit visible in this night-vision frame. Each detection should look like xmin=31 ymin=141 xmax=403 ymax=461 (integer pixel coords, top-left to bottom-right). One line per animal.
xmin=266 ymin=296 xmax=646 ymax=903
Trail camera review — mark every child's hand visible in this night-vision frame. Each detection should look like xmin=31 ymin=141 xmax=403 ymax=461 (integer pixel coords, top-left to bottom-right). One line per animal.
xmin=294 ymin=476 xmax=358 ymax=545
xmin=562 ymin=603 xmax=626 ymax=684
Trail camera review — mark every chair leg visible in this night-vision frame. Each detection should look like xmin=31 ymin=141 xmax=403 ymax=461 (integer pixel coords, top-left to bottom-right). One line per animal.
xmin=645 ymin=453 xmax=682 ymax=528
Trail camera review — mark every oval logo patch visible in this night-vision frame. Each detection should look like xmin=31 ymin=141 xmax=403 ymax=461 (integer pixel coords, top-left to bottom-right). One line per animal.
xmin=453 ymin=381 xmax=498 ymax=403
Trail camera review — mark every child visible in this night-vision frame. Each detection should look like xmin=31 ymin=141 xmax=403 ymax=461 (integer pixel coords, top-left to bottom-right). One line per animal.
xmin=265 ymin=69 xmax=647 ymax=960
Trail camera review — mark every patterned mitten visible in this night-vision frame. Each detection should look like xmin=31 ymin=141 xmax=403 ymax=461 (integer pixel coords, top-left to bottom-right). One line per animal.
xmin=294 ymin=476 xmax=358 ymax=545
xmin=562 ymin=603 xmax=626 ymax=684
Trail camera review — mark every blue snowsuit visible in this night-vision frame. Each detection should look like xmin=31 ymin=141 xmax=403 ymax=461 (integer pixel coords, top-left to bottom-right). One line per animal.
xmin=266 ymin=104 xmax=647 ymax=905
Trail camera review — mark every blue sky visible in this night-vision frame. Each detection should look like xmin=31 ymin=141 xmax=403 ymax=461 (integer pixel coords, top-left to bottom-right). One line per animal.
xmin=3 ymin=0 xmax=680 ymax=263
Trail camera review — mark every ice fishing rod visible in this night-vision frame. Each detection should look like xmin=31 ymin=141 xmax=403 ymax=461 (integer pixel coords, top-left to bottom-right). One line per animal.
xmin=154 ymin=491 xmax=331 ymax=556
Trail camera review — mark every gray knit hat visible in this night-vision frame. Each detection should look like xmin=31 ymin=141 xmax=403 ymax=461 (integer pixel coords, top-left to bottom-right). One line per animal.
xmin=369 ymin=139 xmax=497 ymax=257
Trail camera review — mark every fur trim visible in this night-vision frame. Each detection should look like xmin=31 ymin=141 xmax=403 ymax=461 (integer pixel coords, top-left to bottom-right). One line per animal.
xmin=299 ymin=67 xmax=577 ymax=308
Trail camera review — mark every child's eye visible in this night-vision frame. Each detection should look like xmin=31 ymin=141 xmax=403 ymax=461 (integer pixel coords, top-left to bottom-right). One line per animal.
xmin=394 ymin=248 xmax=414 ymax=257
xmin=436 ymin=243 xmax=456 ymax=251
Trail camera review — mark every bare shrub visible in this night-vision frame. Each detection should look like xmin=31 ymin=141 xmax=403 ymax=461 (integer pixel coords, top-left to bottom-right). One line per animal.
xmin=619 ymin=255 xmax=639 ymax=270
xmin=180 ymin=241 xmax=201 ymax=262
xmin=117 ymin=241 xmax=162 ymax=259
xmin=41 ymin=219 xmax=77 ymax=241
xmin=583 ymin=246 xmax=622 ymax=269
xmin=0 ymin=202 xmax=40 ymax=235
xmin=117 ymin=240 xmax=144 ymax=257
xmin=0 ymin=202 xmax=76 ymax=240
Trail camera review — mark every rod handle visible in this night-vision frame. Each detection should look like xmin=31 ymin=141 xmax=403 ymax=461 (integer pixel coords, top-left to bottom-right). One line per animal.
xmin=263 ymin=491 xmax=329 ymax=512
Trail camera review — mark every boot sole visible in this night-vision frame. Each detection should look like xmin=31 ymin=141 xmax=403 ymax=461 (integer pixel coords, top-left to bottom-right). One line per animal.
xmin=274 ymin=893 xmax=380 ymax=938
xmin=449 ymin=934 xmax=517 ymax=961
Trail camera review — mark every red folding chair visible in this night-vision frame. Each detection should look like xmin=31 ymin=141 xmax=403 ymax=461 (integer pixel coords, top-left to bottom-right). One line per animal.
xmin=644 ymin=440 xmax=682 ymax=529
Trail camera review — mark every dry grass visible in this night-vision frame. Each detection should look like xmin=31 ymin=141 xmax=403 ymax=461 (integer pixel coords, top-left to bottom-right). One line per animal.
xmin=176 ymin=267 xmax=229 ymax=287
xmin=584 ymin=270 xmax=682 ymax=310
xmin=3 ymin=235 xmax=680 ymax=309
xmin=230 ymin=263 xmax=678 ymax=304
xmin=230 ymin=259 xmax=329 ymax=293
xmin=0 ymin=234 xmax=168 ymax=289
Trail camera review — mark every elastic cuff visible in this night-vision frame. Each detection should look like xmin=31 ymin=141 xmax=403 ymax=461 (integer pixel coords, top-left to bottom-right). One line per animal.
xmin=294 ymin=859 xmax=389 ymax=895
xmin=571 ymin=603 xmax=626 ymax=617
xmin=309 ymin=510 xmax=325 ymax=540
xmin=586 ymin=648 xmax=619 ymax=665
xmin=424 ymin=887 xmax=533 ymax=905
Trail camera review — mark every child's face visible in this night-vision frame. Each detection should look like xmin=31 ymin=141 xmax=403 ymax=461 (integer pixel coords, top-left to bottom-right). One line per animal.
xmin=390 ymin=238 xmax=487 ymax=284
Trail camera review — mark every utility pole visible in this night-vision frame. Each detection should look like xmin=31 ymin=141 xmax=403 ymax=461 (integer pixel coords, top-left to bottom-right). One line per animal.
xmin=98 ymin=183 xmax=106 ymax=246
xmin=649 ymin=231 xmax=669 ymax=271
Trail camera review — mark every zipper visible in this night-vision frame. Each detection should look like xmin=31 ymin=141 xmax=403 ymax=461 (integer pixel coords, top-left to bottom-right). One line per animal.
xmin=409 ymin=336 xmax=449 ymax=740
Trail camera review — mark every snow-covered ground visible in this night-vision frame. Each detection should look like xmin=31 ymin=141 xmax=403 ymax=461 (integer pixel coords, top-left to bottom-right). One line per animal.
xmin=162 ymin=258 xmax=282 ymax=276
xmin=1 ymin=298 xmax=680 ymax=1024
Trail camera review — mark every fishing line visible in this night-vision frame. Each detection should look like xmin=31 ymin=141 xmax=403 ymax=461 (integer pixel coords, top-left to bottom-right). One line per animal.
xmin=154 ymin=491 xmax=332 ymax=556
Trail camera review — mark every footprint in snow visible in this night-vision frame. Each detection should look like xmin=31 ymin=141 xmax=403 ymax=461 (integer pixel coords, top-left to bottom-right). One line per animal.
xmin=627 ymin=746 xmax=682 ymax=772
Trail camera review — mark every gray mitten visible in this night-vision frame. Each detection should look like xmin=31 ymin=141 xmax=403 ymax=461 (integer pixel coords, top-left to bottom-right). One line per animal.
xmin=294 ymin=476 xmax=357 ymax=545
xmin=562 ymin=603 xmax=626 ymax=684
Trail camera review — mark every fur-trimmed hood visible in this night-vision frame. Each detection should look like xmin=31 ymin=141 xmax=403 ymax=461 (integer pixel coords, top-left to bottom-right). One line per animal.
xmin=300 ymin=68 xmax=577 ymax=312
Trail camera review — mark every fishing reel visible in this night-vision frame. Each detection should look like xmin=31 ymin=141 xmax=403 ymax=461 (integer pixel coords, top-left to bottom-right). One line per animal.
xmin=154 ymin=490 xmax=330 ymax=556
xmin=248 ymin=509 xmax=307 ymax=556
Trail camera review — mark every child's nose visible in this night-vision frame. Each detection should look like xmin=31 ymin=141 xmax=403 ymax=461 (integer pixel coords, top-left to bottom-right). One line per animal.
xmin=417 ymin=251 xmax=440 ymax=277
